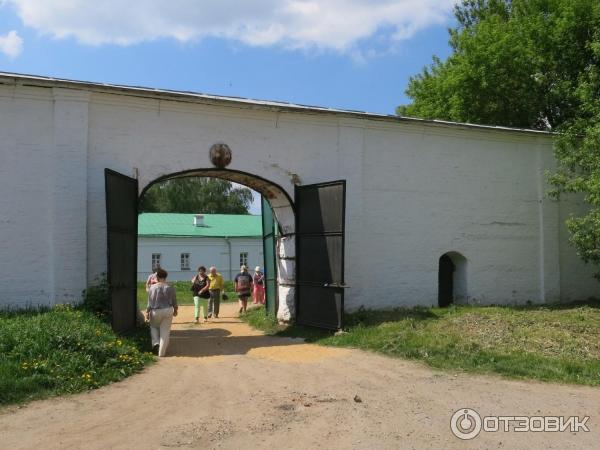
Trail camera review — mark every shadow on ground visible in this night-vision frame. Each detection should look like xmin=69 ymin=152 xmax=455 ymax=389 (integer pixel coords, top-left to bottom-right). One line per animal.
xmin=165 ymin=305 xmax=305 ymax=358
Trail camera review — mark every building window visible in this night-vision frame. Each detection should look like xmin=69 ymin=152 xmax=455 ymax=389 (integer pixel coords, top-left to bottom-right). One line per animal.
xmin=240 ymin=252 xmax=248 ymax=267
xmin=181 ymin=253 xmax=190 ymax=271
xmin=151 ymin=253 xmax=161 ymax=270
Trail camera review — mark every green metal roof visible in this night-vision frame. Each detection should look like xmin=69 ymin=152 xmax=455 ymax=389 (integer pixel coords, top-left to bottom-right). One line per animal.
xmin=138 ymin=213 xmax=262 ymax=238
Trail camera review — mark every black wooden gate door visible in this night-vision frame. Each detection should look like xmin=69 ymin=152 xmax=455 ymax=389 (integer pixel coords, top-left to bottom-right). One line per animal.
xmin=261 ymin=197 xmax=278 ymax=316
xmin=295 ymin=181 xmax=346 ymax=330
xmin=104 ymin=169 xmax=138 ymax=333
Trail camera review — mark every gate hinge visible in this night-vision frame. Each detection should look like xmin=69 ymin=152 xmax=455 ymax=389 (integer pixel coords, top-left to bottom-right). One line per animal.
xmin=324 ymin=283 xmax=350 ymax=288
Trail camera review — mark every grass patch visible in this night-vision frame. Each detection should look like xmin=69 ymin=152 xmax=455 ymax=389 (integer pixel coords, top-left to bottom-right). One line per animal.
xmin=136 ymin=281 xmax=237 ymax=311
xmin=241 ymin=306 xmax=330 ymax=341
xmin=242 ymin=306 xmax=281 ymax=334
xmin=241 ymin=301 xmax=600 ymax=386
xmin=0 ymin=305 xmax=153 ymax=406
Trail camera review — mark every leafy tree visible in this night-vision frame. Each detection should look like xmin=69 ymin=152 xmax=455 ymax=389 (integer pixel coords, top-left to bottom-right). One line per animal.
xmin=398 ymin=0 xmax=597 ymax=130
xmin=139 ymin=177 xmax=254 ymax=214
xmin=398 ymin=0 xmax=600 ymax=276
xmin=549 ymin=39 xmax=600 ymax=274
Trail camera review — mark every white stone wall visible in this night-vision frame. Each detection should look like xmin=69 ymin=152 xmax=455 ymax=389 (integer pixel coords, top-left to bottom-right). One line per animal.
xmin=137 ymin=236 xmax=264 ymax=282
xmin=0 ymin=86 xmax=90 ymax=307
xmin=0 ymin=86 xmax=55 ymax=307
xmin=357 ymin=127 xmax=559 ymax=307
xmin=1 ymin=79 xmax=598 ymax=311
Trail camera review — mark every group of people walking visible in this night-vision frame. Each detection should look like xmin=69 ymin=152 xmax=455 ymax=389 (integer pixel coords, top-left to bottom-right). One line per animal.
xmin=144 ymin=264 xmax=266 ymax=357
xmin=190 ymin=264 xmax=265 ymax=322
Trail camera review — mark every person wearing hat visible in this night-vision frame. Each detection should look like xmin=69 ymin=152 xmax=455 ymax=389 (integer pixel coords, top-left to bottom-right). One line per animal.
xmin=234 ymin=265 xmax=253 ymax=314
xmin=252 ymin=266 xmax=265 ymax=305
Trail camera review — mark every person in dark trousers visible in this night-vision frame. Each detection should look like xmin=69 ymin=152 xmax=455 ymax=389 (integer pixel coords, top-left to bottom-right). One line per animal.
xmin=206 ymin=266 xmax=224 ymax=319
xmin=234 ymin=265 xmax=253 ymax=314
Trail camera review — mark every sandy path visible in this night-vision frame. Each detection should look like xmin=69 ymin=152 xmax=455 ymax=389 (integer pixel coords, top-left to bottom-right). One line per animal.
xmin=1 ymin=304 xmax=598 ymax=449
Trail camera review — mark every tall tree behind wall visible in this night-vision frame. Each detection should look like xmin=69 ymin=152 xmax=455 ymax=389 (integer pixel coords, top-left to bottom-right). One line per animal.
xmin=397 ymin=0 xmax=600 ymax=276
xmin=398 ymin=0 xmax=596 ymax=130
xmin=140 ymin=177 xmax=254 ymax=214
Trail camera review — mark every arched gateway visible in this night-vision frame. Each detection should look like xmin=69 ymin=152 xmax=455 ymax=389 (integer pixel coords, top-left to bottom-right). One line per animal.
xmin=1 ymin=73 xmax=599 ymax=327
xmin=106 ymin=166 xmax=346 ymax=332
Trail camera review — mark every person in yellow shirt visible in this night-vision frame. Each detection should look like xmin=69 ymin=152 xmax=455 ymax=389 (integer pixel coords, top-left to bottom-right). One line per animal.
xmin=206 ymin=266 xmax=224 ymax=319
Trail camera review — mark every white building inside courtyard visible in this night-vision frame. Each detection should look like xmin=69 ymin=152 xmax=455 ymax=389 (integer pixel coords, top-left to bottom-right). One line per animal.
xmin=138 ymin=213 xmax=264 ymax=281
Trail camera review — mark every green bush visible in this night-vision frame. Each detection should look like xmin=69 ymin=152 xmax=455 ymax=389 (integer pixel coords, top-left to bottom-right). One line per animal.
xmin=81 ymin=275 xmax=111 ymax=322
xmin=0 ymin=305 xmax=153 ymax=406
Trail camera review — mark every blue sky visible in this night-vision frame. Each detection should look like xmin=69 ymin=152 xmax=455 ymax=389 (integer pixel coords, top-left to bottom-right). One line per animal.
xmin=0 ymin=1 xmax=457 ymax=213
xmin=0 ymin=1 xmax=456 ymax=114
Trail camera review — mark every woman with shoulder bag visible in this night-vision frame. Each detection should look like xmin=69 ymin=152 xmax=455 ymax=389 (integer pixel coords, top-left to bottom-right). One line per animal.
xmin=191 ymin=266 xmax=210 ymax=324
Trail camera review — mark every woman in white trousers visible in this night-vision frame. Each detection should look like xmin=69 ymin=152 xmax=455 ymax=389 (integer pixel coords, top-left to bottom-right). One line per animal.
xmin=146 ymin=268 xmax=178 ymax=357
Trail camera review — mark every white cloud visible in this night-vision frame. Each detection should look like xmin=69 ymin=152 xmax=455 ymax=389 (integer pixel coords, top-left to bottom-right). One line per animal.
xmin=8 ymin=0 xmax=456 ymax=53
xmin=0 ymin=30 xmax=23 ymax=57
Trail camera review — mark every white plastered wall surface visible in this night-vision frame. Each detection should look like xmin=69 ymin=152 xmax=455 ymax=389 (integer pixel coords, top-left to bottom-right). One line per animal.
xmin=0 ymin=75 xmax=598 ymax=313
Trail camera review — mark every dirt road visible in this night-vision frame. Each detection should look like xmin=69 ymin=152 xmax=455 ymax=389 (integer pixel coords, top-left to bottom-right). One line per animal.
xmin=1 ymin=304 xmax=598 ymax=449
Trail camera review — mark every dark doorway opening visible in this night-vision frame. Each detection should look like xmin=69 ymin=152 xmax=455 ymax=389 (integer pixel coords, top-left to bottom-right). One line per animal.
xmin=438 ymin=254 xmax=455 ymax=307
xmin=438 ymin=251 xmax=467 ymax=307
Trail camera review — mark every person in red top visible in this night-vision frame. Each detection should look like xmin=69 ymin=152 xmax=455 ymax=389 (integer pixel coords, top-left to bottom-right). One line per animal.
xmin=145 ymin=265 xmax=160 ymax=292
xmin=252 ymin=266 xmax=265 ymax=305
